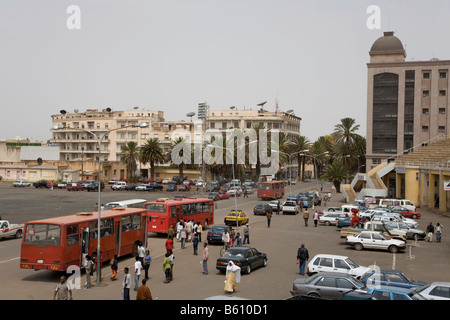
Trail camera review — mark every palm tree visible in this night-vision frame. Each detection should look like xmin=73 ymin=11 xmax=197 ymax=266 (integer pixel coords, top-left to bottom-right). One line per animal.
xmin=332 ymin=117 xmax=361 ymax=145
xmin=320 ymin=160 xmax=351 ymax=192
xmin=168 ymin=137 xmax=190 ymax=182
xmin=139 ymin=138 xmax=165 ymax=180
xmin=310 ymin=137 xmax=329 ymax=179
xmin=120 ymin=141 xmax=140 ymax=182
xmin=289 ymin=135 xmax=310 ymax=181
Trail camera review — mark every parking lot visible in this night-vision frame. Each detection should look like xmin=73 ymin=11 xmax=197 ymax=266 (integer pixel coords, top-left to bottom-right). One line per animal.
xmin=0 ymin=180 xmax=449 ymax=300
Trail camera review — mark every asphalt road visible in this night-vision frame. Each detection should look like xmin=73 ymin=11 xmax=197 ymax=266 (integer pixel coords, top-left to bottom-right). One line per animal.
xmin=0 ymin=181 xmax=449 ymax=301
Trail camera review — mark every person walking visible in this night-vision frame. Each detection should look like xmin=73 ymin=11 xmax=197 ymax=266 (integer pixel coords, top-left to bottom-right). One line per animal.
xmin=243 ymin=224 xmax=250 ymax=244
xmin=297 ymin=244 xmax=309 ymax=276
xmin=111 ymin=254 xmax=118 ymax=281
xmin=165 ymin=236 xmax=173 ymax=254
xmin=426 ymin=222 xmax=435 ymax=242
xmin=224 ymin=261 xmax=241 ymax=294
xmin=266 ymin=211 xmax=272 ymax=228
xmin=193 ymin=233 xmax=199 ymax=255
xmin=168 ymin=225 xmax=175 ymax=247
xmin=244 ymin=188 xmax=248 ymax=198
xmin=303 ymin=208 xmax=310 ymax=227
xmin=84 ymin=255 xmax=93 ymax=289
xmin=134 ymin=256 xmax=142 ymax=291
xmin=197 ymin=222 xmax=203 ymax=242
xmin=136 ymin=279 xmax=153 ymax=300
xmin=276 ymin=201 xmax=280 ymax=215
xmin=435 ymin=223 xmax=443 ymax=243
xmin=138 ymin=241 xmax=145 ymax=265
xmin=143 ymin=250 xmax=152 ymax=280
xmin=235 ymin=232 xmax=242 ymax=247
xmin=313 ymin=211 xmax=319 ymax=227
xmin=53 ymin=275 xmax=73 ymax=300
xmin=163 ymin=253 xmax=172 ymax=283
xmin=180 ymin=224 xmax=187 ymax=249
xmin=123 ymin=267 xmax=131 ymax=300
xmin=202 ymin=242 xmax=209 ymax=275
xmin=168 ymin=249 xmax=175 ymax=281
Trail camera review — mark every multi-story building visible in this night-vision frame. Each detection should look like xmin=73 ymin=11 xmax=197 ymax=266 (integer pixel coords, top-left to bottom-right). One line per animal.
xmin=366 ymin=31 xmax=450 ymax=170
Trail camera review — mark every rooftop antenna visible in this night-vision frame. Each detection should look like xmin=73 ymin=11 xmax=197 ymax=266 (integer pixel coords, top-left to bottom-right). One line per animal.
xmin=275 ymin=94 xmax=279 ymax=114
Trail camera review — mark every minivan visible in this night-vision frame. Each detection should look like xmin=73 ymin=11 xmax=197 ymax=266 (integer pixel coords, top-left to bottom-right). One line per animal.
xmin=377 ymin=199 xmax=416 ymax=211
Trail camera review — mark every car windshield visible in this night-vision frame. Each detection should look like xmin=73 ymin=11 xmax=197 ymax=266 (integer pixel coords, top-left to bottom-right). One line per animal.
xmin=223 ymin=248 xmax=247 ymax=258
xmin=345 ymin=258 xmax=360 ymax=269
xmin=212 ymin=226 xmax=228 ymax=233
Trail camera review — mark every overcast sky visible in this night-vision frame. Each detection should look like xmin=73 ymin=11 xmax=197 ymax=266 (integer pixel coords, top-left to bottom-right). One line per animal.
xmin=1 ymin=0 xmax=450 ymax=143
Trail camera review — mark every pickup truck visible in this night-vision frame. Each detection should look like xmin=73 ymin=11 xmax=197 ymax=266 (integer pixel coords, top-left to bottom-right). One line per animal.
xmin=12 ymin=180 xmax=31 ymax=187
xmin=282 ymin=200 xmax=299 ymax=215
xmin=340 ymin=221 xmax=407 ymax=241
xmin=66 ymin=183 xmax=85 ymax=191
xmin=0 ymin=220 xmax=24 ymax=239
xmin=57 ymin=181 xmax=70 ymax=189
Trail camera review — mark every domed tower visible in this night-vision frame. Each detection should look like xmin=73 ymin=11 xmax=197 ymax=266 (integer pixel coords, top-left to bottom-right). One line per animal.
xmin=369 ymin=31 xmax=406 ymax=63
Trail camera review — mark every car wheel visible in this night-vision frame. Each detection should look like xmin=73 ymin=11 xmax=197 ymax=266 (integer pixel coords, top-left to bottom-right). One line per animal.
xmin=245 ymin=265 xmax=251 ymax=274
xmin=354 ymin=243 xmax=364 ymax=251
xmin=412 ymin=214 xmax=418 ymax=219
xmin=15 ymin=230 xmax=23 ymax=239
xmin=308 ymin=292 xmax=320 ymax=298
xmin=325 ymin=221 xmax=331 ymax=226
xmin=388 ymin=245 xmax=399 ymax=253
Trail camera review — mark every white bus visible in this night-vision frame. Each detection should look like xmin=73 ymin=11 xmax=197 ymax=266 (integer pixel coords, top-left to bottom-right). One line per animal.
xmin=104 ymin=199 xmax=147 ymax=210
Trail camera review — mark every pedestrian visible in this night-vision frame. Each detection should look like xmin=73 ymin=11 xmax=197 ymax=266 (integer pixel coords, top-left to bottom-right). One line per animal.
xmin=163 ymin=253 xmax=172 ymax=283
xmin=176 ymin=220 xmax=183 ymax=241
xmin=180 ymin=223 xmax=187 ymax=249
xmin=186 ymin=220 xmax=193 ymax=242
xmin=313 ymin=211 xmax=319 ymax=227
xmin=53 ymin=275 xmax=73 ymax=300
xmin=228 ymin=226 xmax=235 ymax=246
xmin=193 ymin=233 xmax=199 ymax=255
xmin=300 ymin=200 xmax=303 ymax=212
xmin=323 ymin=194 xmax=327 ymax=206
xmin=243 ymin=224 xmax=250 ymax=244
xmin=165 ymin=235 xmax=173 ymax=254
xmin=138 ymin=241 xmax=145 ymax=265
xmin=222 ymin=229 xmax=230 ymax=250
xmin=84 ymin=255 xmax=93 ymax=289
xmin=303 ymin=208 xmax=310 ymax=227
xmin=197 ymin=222 xmax=203 ymax=242
xmin=134 ymin=256 xmax=142 ymax=291
xmin=168 ymin=249 xmax=175 ymax=280
xmin=235 ymin=232 xmax=242 ymax=247
xmin=297 ymin=244 xmax=309 ymax=275
xmin=136 ymin=279 xmax=153 ymax=300
xmin=123 ymin=267 xmax=131 ymax=300
xmin=436 ymin=223 xmax=443 ymax=243
xmin=426 ymin=222 xmax=435 ymax=242
xmin=224 ymin=261 xmax=241 ymax=294
xmin=144 ymin=250 xmax=152 ymax=280
xmin=244 ymin=188 xmax=248 ymax=198
xmin=276 ymin=201 xmax=280 ymax=215
xmin=202 ymin=242 xmax=209 ymax=275
xmin=111 ymin=254 xmax=118 ymax=280
xmin=168 ymin=225 xmax=175 ymax=245
xmin=266 ymin=211 xmax=272 ymax=228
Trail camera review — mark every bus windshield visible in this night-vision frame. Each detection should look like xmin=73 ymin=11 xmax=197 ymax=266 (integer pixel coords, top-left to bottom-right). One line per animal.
xmin=24 ymin=223 xmax=61 ymax=246
xmin=144 ymin=203 xmax=167 ymax=213
xmin=259 ymin=183 xmax=271 ymax=190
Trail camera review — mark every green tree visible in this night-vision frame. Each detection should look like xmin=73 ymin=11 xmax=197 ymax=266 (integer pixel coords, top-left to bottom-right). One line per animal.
xmin=168 ymin=137 xmax=190 ymax=182
xmin=320 ymin=160 xmax=351 ymax=192
xmin=120 ymin=141 xmax=140 ymax=182
xmin=139 ymin=138 xmax=165 ymax=180
xmin=289 ymin=135 xmax=311 ymax=181
xmin=332 ymin=117 xmax=361 ymax=145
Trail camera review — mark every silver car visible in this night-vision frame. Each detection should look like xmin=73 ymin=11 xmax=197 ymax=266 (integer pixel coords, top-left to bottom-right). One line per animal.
xmin=384 ymin=222 xmax=426 ymax=241
xmin=291 ymin=272 xmax=368 ymax=300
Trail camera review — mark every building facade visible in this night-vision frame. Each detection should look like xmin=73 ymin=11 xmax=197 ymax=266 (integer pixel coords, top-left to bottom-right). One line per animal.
xmin=366 ymin=31 xmax=450 ymax=170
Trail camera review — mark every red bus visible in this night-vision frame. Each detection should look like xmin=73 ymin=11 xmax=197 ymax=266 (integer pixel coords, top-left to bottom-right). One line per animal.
xmin=257 ymin=180 xmax=285 ymax=200
xmin=145 ymin=197 xmax=214 ymax=234
xmin=20 ymin=208 xmax=148 ymax=272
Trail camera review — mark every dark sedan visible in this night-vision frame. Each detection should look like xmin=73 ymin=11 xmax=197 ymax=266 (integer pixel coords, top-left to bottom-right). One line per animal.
xmin=207 ymin=225 xmax=229 ymax=245
xmin=125 ymin=184 xmax=137 ymax=191
xmin=216 ymin=247 xmax=267 ymax=274
xmin=166 ymin=184 xmax=177 ymax=192
xmin=360 ymin=269 xmax=427 ymax=290
xmin=253 ymin=204 xmax=272 ymax=215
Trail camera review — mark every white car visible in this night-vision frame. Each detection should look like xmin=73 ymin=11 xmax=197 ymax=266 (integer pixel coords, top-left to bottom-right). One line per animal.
xmin=346 ymin=231 xmax=406 ymax=253
xmin=227 ymin=187 xmax=242 ymax=197
xmin=268 ymin=200 xmax=281 ymax=210
xmin=371 ymin=214 xmax=418 ymax=229
xmin=282 ymin=201 xmax=299 ymax=215
xmin=306 ymin=254 xmax=370 ymax=278
xmin=415 ymin=282 xmax=450 ymax=300
xmin=12 ymin=180 xmax=31 ymax=187
xmin=111 ymin=181 xmax=127 ymax=190
xmin=320 ymin=212 xmax=348 ymax=226
xmin=135 ymin=184 xmax=149 ymax=191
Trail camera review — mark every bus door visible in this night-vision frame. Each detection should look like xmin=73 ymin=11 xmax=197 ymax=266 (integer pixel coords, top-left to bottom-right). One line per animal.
xmin=115 ymin=221 xmax=121 ymax=256
xmin=81 ymin=227 xmax=90 ymax=267
xmin=209 ymin=202 xmax=214 ymax=226
xmin=141 ymin=215 xmax=147 ymax=247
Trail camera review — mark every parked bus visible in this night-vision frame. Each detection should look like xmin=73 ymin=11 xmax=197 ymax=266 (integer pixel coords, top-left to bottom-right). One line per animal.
xmin=145 ymin=197 xmax=214 ymax=234
xmin=257 ymin=180 xmax=285 ymax=200
xmin=103 ymin=199 xmax=147 ymax=210
xmin=20 ymin=208 xmax=148 ymax=272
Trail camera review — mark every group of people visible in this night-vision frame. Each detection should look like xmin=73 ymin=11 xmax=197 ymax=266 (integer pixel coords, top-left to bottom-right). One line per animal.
xmin=426 ymin=222 xmax=444 ymax=243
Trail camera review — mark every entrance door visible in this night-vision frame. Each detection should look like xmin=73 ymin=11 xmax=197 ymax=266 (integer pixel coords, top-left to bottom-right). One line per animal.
xmin=115 ymin=222 xmax=121 ymax=256
xmin=81 ymin=228 xmax=90 ymax=267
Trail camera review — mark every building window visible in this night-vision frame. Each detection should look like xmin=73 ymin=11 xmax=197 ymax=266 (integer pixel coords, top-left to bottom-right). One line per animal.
xmin=422 ymin=108 xmax=429 ymax=115
xmin=422 ymin=126 xmax=429 ymax=132
xmin=439 ymin=108 xmax=446 ymax=114
xmin=440 ymin=72 xmax=447 ymax=78
xmin=222 ymin=122 xmax=227 ymax=129
xmin=440 ymin=90 xmax=446 ymax=96
xmin=423 ymin=90 xmax=430 ymax=97
xmin=210 ymin=122 xmax=215 ymax=129
xmin=423 ymin=72 xmax=430 ymax=79
xmin=439 ymin=126 xmax=446 ymax=133
xmin=373 ymin=158 xmax=381 ymax=165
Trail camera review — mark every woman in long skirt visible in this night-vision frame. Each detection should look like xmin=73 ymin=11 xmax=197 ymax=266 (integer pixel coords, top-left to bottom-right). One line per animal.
xmin=224 ymin=261 xmax=241 ymax=294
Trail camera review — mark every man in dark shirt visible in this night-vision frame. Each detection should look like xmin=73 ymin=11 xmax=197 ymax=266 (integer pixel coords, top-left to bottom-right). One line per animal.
xmin=297 ymin=244 xmax=309 ymax=276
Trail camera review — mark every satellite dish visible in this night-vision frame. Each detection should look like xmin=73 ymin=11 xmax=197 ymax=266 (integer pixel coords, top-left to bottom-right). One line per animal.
xmin=186 ymin=112 xmax=196 ymax=117
xmin=74 ymin=109 xmax=79 ymax=113
xmin=37 ymin=157 xmax=43 ymax=165
xmin=106 ymin=107 xmax=112 ymax=112
xmin=133 ymin=107 xmax=139 ymax=110
xmin=257 ymin=101 xmax=267 ymax=107
xmin=286 ymin=109 xmax=294 ymax=114
xmin=60 ymin=110 xmax=66 ymax=114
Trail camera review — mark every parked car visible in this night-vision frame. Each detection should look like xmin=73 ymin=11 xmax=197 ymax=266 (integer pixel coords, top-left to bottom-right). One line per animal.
xmin=360 ymin=269 xmax=427 ymax=290
xmin=281 ymin=201 xmax=299 ymax=215
xmin=320 ymin=213 xmax=348 ymax=226
xmin=166 ymin=184 xmax=177 ymax=192
xmin=346 ymin=231 xmax=407 ymax=253
xmin=389 ymin=206 xmax=421 ymax=219
xmin=107 ymin=179 xmax=118 ymax=185
xmin=12 ymin=180 xmax=31 ymax=187
xmin=307 ymin=254 xmax=370 ymax=278
xmin=135 ymin=184 xmax=149 ymax=191
xmin=224 ymin=210 xmax=249 ymax=226
xmin=208 ymin=192 xmax=220 ymax=201
xmin=371 ymin=214 xmax=419 ymax=229
xmin=147 ymin=183 xmax=163 ymax=191
xmin=111 ymin=181 xmax=127 ymax=190
xmin=253 ymin=203 xmax=272 ymax=215
xmin=336 ymin=217 xmax=352 ymax=229
xmin=207 ymin=225 xmax=229 ymax=245
xmin=415 ymin=282 xmax=450 ymax=300
xmin=320 ymin=207 xmax=343 ymax=213
xmin=85 ymin=182 xmax=105 ymax=192
xmin=367 ymin=286 xmax=427 ymax=300
xmin=46 ymin=182 xmax=58 ymax=189
xmin=268 ymin=200 xmax=281 ymax=210
xmin=227 ymin=187 xmax=242 ymax=197
xmin=384 ymin=221 xmax=426 ymax=241
xmin=57 ymin=181 xmax=70 ymax=189
xmin=33 ymin=180 xmax=50 ymax=188
xmin=177 ymin=184 xmax=189 ymax=191
xmin=124 ymin=184 xmax=137 ymax=191
xmin=66 ymin=183 xmax=85 ymax=191
xmin=0 ymin=220 xmax=24 ymax=239
xmin=291 ymin=272 xmax=368 ymax=300
xmin=216 ymin=247 xmax=267 ymax=274
xmin=218 ymin=192 xmax=230 ymax=200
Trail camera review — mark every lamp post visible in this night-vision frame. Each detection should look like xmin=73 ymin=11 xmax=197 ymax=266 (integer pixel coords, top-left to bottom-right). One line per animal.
xmin=52 ymin=122 xmax=148 ymax=285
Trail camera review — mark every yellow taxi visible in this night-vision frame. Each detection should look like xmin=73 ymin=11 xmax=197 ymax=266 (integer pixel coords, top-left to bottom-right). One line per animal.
xmin=224 ymin=210 xmax=249 ymax=226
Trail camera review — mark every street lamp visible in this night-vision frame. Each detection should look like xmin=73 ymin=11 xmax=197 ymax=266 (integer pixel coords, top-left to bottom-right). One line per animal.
xmin=52 ymin=121 xmax=148 ymax=285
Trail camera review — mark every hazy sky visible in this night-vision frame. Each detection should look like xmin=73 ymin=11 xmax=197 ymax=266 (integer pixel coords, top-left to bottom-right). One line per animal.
xmin=1 ymin=0 xmax=450 ymax=142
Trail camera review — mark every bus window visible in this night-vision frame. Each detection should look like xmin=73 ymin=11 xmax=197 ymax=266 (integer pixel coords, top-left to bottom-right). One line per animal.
xmin=144 ymin=203 xmax=167 ymax=213
xmin=66 ymin=225 xmax=79 ymax=246
xmin=122 ymin=216 xmax=132 ymax=232
xmin=89 ymin=219 xmax=114 ymax=239
xmin=24 ymin=224 xmax=61 ymax=246
xmin=131 ymin=214 xmax=141 ymax=230
xmin=259 ymin=183 xmax=271 ymax=190
xmin=171 ymin=206 xmax=177 ymax=218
